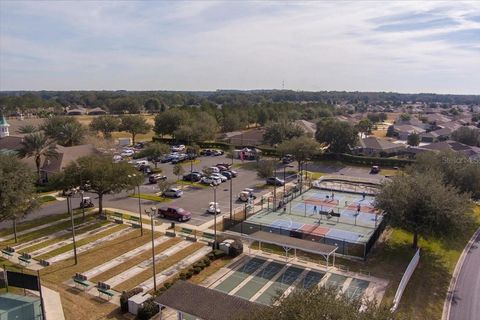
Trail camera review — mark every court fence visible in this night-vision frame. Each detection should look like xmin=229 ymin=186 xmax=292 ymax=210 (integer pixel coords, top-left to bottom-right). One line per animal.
xmin=223 ymin=217 xmax=387 ymax=260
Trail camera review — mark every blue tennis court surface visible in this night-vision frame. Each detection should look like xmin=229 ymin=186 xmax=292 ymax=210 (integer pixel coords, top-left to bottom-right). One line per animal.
xmin=270 ymin=219 xmax=304 ymax=230
xmin=326 ymin=229 xmax=363 ymax=242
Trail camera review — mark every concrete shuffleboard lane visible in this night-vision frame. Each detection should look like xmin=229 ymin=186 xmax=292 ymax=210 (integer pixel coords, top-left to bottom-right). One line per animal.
xmin=105 ymin=241 xmax=192 ymax=288
xmin=82 ymin=236 xmax=170 ymax=279
xmin=47 ymin=227 xmax=134 ymax=263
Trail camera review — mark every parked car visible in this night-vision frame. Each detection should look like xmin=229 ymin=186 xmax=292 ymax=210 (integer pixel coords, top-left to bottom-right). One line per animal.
xmin=160 ymin=155 xmax=173 ymax=163
xmin=149 ymin=174 xmax=167 ymax=184
xmin=212 ymin=149 xmax=224 ymax=156
xmin=219 ymin=171 xmax=232 ymax=179
xmin=135 ymin=160 xmax=149 ymax=168
xmin=216 ymin=165 xmax=228 ymax=172
xmin=121 ymin=149 xmax=135 ymax=157
xmin=211 ymin=173 xmax=227 ymax=183
xmin=238 ymin=188 xmax=256 ymax=202
xmin=112 ymin=155 xmax=122 ymax=163
xmin=186 ymin=153 xmax=197 ymax=160
xmin=134 ymin=142 xmax=145 ymax=149
xmin=157 ymin=207 xmax=191 ymax=222
xmin=370 ymin=166 xmax=380 ymax=174
xmin=171 ymin=153 xmax=187 ymax=164
xmin=162 ymin=188 xmax=183 ymax=198
xmin=206 ymin=202 xmax=221 ymax=214
xmin=200 ymin=149 xmax=213 ymax=156
xmin=79 ymin=197 xmax=94 ymax=208
xmin=200 ymin=176 xmax=221 ymax=186
xmin=171 ymin=145 xmax=186 ymax=152
xmin=216 ymin=163 xmax=232 ymax=169
xmin=225 ymin=170 xmax=238 ymax=177
xmin=208 ymin=166 xmax=220 ymax=173
xmin=282 ymin=154 xmax=294 ymax=164
xmin=183 ymin=172 xmax=202 ymax=182
xmin=266 ymin=177 xmax=285 ymax=186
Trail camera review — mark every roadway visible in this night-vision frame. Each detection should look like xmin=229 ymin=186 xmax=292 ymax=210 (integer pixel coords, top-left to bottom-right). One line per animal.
xmin=447 ymin=229 xmax=480 ymax=320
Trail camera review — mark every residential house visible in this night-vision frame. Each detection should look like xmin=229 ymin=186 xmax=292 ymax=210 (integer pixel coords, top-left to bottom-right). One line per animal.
xmin=66 ymin=106 xmax=87 ymax=116
xmin=88 ymin=107 xmax=107 ymax=115
xmin=393 ymin=124 xmax=426 ymax=140
xmin=353 ymin=136 xmax=405 ymax=157
xmin=293 ymin=119 xmax=316 ymax=137
xmin=405 ymin=140 xmax=480 ymax=160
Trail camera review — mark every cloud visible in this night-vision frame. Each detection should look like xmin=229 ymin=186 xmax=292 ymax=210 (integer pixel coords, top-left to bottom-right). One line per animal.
xmin=0 ymin=0 xmax=479 ymax=93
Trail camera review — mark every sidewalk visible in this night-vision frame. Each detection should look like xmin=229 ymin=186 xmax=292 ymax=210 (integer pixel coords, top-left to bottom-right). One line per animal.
xmin=42 ymin=286 xmax=66 ymax=320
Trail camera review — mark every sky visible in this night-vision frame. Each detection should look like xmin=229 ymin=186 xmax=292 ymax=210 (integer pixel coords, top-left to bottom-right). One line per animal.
xmin=0 ymin=1 xmax=479 ymax=94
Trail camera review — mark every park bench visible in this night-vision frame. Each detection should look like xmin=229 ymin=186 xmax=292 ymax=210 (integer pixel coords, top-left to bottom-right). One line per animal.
xmin=165 ymin=231 xmax=176 ymax=237
xmin=179 ymin=228 xmax=197 ymax=242
xmin=73 ymin=274 xmax=89 ymax=290
xmin=1 ymin=247 xmax=15 ymax=259
xmin=18 ymin=253 xmax=31 ymax=266
xmin=39 ymin=259 xmax=50 ymax=267
xmin=96 ymin=282 xmax=114 ymax=300
xmin=128 ymin=216 xmax=141 ymax=228
xmin=201 ymin=232 xmax=215 ymax=245
xmin=113 ymin=212 xmax=123 ymax=224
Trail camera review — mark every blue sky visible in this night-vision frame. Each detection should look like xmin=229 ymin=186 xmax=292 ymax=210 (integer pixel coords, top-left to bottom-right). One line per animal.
xmin=1 ymin=1 xmax=479 ymax=94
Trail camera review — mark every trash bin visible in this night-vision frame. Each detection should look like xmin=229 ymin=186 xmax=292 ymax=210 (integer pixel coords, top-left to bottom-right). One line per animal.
xmin=170 ymin=222 xmax=175 ymax=229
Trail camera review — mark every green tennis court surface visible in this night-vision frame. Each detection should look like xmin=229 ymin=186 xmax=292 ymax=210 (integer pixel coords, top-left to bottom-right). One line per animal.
xmin=212 ymin=257 xmax=370 ymax=306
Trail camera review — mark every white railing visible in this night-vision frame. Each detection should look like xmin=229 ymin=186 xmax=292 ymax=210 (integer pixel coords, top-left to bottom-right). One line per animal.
xmin=391 ymin=249 xmax=420 ymax=312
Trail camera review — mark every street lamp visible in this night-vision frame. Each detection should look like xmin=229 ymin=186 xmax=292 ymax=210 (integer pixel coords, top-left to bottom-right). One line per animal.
xmin=210 ymin=184 xmax=218 ymax=249
xmin=79 ymin=189 xmax=85 ymax=220
xmin=129 ymin=174 xmax=144 ymax=236
xmin=146 ymin=207 xmax=157 ymax=292
xmin=65 ymin=189 xmax=78 ymax=265
xmin=230 ymin=150 xmax=234 ymax=220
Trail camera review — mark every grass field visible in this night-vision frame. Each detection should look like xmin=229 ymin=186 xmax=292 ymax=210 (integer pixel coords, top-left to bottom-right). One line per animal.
xmin=128 ymin=193 xmax=171 ymax=203
xmin=36 ymin=224 xmax=128 ymax=260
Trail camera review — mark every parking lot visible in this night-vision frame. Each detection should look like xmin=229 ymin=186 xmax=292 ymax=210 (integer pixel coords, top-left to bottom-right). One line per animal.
xmin=27 ymin=155 xmax=272 ymax=227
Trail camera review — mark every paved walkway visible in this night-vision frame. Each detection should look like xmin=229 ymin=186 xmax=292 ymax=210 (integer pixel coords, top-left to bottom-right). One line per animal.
xmin=48 ymin=227 xmax=133 ymax=263
xmin=138 ymin=246 xmax=212 ymax=292
xmin=42 ymin=286 xmax=66 ymax=320
xmin=105 ymin=241 xmax=192 ymax=288
xmin=83 ymin=235 xmax=170 ymax=279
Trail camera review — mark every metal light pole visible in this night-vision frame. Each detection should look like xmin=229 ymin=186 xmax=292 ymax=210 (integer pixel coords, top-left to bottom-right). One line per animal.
xmin=147 ymin=207 xmax=157 ymax=292
xmin=273 ymin=165 xmax=277 ymax=211
xmin=79 ymin=190 xmax=85 ymax=220
xmin=129 ymin=174 xmax=143 ymax=236
xmin=283 ymin=165 xmax=294 ymax=201
xmin=211 ymin=184 xmax=218 ymax=249
xmin=229 ymin=150 xmax=234 ymax=220
xmin=66 ymin=190 xmax=78 ymax=265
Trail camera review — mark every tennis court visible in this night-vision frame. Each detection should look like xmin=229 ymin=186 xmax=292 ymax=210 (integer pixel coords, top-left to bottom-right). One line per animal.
xmin=211 ymin=256 xmax=371 ymax=306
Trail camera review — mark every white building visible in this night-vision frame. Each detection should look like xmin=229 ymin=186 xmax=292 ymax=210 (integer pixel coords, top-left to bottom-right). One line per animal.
xmin=0 ymin=114 xmax=10 ymax=138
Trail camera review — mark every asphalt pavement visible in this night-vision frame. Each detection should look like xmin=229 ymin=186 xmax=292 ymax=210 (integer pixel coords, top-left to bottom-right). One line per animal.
xmin=448 ymin=229 xmax=480 ymax=320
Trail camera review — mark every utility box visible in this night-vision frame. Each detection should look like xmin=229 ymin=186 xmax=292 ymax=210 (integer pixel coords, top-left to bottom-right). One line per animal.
xmin=128 ymin=292 xmax=152 ymax=315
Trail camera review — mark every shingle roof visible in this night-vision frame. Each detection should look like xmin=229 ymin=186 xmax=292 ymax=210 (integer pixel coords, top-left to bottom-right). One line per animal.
xmin=359 ymin=137 xmax=404 ymax=151
xmin=154 ymin=281 xmax=266 ymax=320
xmin=41 ymin=144 xmax=99 ymax=173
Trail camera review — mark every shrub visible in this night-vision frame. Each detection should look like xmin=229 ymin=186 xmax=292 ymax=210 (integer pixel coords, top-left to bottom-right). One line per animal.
xmin=164 ymin=282 xmax=173 ymax=289
xmin=203 ymin=258 xmax=211 ymax=267
xmin=207 ymin=253 xmax=215 ymax=260
xmin=193 ymin=261 xmax=206 ymax=269
xmin=179 ymin=272 xmax=187 ymax=280
xmin=119 ymin=287 xmax=143 ymax=313
xmin=186 ymin=270 xmax=193 ymax=279
xmin=213 ymin=249 xmax=226 ymax=259
xmin=137 ymin=299 xmax=159 ymax=320
xmin=193 ymin=267 xmax=202 ymax=274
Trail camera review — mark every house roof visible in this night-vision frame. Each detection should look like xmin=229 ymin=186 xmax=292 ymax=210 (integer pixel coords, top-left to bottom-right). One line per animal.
xmin=41 ymin=144 xmax=99 ymax=173
xmin=88 ymin=107 xmax=107 ymax=114
xmin=0 ymin=115 xmax=9 ymax=126
xmin=294 ymin=119 xmax=316 ymax=135
xmin=359 ymin=137 xmax=405 ymax=151
xmin=394 ymin=125 xmax=426 ymax=134
xmin=154 ymin=281 xmax=266 ymax=320
xmin=418 ymin=140 xmax=480 ymax=158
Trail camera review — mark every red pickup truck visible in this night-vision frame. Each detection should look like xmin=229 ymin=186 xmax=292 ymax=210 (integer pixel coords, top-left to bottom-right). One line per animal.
xmin=157 ymin=207 xmax=192 ymax=222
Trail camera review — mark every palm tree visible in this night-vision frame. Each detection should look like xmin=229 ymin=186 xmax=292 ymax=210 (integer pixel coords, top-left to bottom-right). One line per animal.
xmin=17 ymin=124 xmax=37 ymax=134
xmin=18 ymin=132 xmax=58 ymax=183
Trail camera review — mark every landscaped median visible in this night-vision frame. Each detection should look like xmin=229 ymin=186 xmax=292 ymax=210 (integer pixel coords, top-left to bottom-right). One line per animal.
xmin=128 ymin=193 xmax=171 ymax=203
xmin=114 ymin=242 xmax=206 ymax=292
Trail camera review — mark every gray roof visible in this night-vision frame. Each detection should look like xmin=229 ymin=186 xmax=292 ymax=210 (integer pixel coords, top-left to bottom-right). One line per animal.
xmin=245 ymin=231 xmax=337 ymax=255
xmin=154 ymin=281 xmax=266 ymax=320
xmin=359 ymin=137 xmax=404 ymax=151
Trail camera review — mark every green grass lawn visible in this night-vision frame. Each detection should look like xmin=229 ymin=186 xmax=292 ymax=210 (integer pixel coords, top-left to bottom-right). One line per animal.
xmin=37 ymin=195 xmax=57 ymax=204
xmin=128 ymin=193 xmax=171 ymax=203
xmin=176 ymin=180 xmax=209 ymax=189
xmin=0 ymin=212 xmax=98 ymax=246
xmin=21 ymin=218 xmax=110 ymax=253
xmin=35 ymin=224 xmax=128 ymax=260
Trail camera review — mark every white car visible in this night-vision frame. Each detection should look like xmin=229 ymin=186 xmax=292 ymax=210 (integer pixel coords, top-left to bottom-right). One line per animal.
xmin=113 ymin=155 xmax=122 ymax=162
xmin=162 ymin=188 xmax=183 ymax=198
xmin=171 ymin=145 xmax=186 ymax=152
xmin=200 ymin=176 xmax=221 ymax=186
xmin=211 ymin=173 xmax=227 ymax=183
xmin=207 ymin=202 xmax=221 ymax=214
xmin=121 ymin=149 xmax=135 ymax=157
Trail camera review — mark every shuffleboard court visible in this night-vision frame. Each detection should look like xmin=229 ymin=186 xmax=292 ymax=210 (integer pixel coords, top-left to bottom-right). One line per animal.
xmin=255 ymin=266 xmax=304 ymax=305
xmin=344 ymin=278 xmax=370 ymax=300
xmin=300 ymin=270 xmax=325 ymax=289
xmin=234 ymin=262 xmax=284 ymax=300
xmin=214 ymin=257 xmax=266 ymax=293
xmin=324 ymin=273 xmax=348 ymax=290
